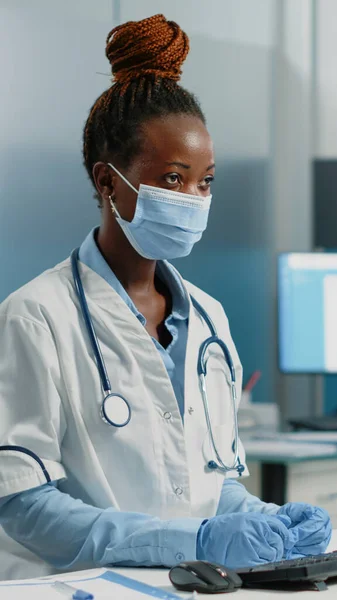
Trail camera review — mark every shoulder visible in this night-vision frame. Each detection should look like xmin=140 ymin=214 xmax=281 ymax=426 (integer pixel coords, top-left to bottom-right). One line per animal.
xmin=183 ymin=279 xmax=229 ymax=326
xmin=185 ymin=279 xmax=225 ymax=310
xmin=164 ymin=261 xmax=229 ymax=322
xmin=0 ymin=259 xmax=73 ymax=327
xmin=176 ymin=271 xmax=242 ymax=372
xmin=183 ymin=275 xmax=241 ymax=370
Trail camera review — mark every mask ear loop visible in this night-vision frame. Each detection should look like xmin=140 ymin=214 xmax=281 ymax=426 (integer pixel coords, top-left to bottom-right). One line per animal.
xmin=107 ymin=163 xmax=139 ymax=194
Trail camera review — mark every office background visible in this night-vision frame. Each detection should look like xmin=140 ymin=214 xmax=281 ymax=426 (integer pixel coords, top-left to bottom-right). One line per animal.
xmin=1 ymin=0 xmax=337 ymax=421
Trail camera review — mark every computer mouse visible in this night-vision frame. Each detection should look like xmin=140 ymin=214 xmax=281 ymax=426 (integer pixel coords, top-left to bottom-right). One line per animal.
xmin=169 ymin=560 xmax=242 ymax=594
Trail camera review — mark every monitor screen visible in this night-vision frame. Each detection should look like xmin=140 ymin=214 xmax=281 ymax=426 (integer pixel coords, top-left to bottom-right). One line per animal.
xmin=278 ymin=253 xmax=337 ymax=373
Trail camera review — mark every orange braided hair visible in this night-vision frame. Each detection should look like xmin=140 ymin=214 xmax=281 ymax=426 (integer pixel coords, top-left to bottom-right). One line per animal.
xmin=106 ymin=14 xmax=189 ymax=87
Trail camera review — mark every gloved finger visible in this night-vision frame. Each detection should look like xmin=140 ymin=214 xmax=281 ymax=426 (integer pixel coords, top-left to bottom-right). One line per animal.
xmin=266 ymin=515 xmax=299 ymax=552
xmin=295 ymin=539 xmax=331 ymax=556
xmin=290 ymin=514 xmax=332 ymax=555
xmin=285 ymin=549 xmax=308 ymax=560
xmin=279 ymin=504 xmax=330 ymax=540
xmin=257 ymin=526 xmax=287 ymax=564
xmin=224 ymin=525 xmax=284 ymax=569
xmin=275 ymin=514 xmax=292 ymax=528
xmin=292 ymin=508 xmax=331 ymax=544
xmin=291 ymin=535 xmax=330 ymax=557
xmin=283 ymin=518 xmax=329 ymax=559
xmin=278 ymin=504 xmax=331 ymax=553
xmin=279 ymin=503 xmax=315 ymax=524
xmin=294 ymin=524 xmax=332 ymax=554
xmin=224 ymin=534 xmax=262 ymax=569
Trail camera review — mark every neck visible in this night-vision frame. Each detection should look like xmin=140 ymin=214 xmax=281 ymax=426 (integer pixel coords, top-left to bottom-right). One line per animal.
xmin=96 ymin=221 xmax=157 ymax=296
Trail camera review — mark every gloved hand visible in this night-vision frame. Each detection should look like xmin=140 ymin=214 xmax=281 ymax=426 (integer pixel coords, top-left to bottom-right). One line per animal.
xmin=277 ymin=503 xmax=332 ymax=558
xmin=196 ymin=512 xmax=297 ymax=569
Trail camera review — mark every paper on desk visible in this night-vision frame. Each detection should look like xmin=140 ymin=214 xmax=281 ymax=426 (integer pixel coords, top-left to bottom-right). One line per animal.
xmin=0 ymin=570 xmax=181 ymax=600
xmin=244 ymin=439 xmax=337 ymax=457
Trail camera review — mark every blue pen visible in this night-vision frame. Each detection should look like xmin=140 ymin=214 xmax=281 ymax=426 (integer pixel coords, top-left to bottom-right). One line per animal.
xmin=52 ymin=581 xmax=94 ymax=600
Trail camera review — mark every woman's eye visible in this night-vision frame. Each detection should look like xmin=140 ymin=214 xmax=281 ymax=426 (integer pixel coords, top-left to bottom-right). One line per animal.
xmin=164 ymin=173 xmax=180 ymax=185
xmin=199 ymin=176 xmax=214 ymax=189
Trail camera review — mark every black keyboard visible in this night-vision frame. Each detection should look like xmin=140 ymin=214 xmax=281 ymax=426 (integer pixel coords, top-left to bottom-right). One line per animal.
xmin=237 ymin=551 xmax=337 ymax=587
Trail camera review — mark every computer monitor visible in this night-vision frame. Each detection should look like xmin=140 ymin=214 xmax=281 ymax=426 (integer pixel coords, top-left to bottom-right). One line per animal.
xmin=278 ymin=253 xmax=337 ymax=373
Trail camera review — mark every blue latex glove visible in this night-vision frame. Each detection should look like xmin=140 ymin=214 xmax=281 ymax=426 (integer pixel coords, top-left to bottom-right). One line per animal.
xmin=278 ymin=503 xmax=332 ymax=558
xmin=196 ymin=512 xmax=297 ymax=569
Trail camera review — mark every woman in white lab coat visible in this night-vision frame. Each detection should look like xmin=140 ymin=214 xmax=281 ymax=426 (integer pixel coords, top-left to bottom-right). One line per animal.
xmin=0 ymin=14 xmax=331 ymax=580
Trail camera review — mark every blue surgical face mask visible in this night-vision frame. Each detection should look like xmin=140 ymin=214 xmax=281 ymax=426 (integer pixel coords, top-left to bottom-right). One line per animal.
xmin=107 ymin=163 xmax=212 ymax=260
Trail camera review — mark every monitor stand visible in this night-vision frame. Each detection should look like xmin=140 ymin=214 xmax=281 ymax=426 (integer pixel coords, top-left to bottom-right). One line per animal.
xmin=288 ymin=375 xmax=337 ymax=431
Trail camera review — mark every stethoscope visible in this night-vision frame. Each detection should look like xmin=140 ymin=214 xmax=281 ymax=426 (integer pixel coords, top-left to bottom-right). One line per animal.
xmin=71 ymin=248 xmax=244 ymax=475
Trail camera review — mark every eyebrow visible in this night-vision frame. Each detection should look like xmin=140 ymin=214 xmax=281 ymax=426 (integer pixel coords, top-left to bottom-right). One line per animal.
xmin=165 ymin=162 xmax=216 ymax=170
xmin=165 ymin=162 xmax=190 ymax=169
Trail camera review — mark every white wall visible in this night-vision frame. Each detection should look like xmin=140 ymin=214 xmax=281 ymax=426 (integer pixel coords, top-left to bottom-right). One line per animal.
xmin=0 ymin=0 xmax=115 ymax=299
xmin=314 ymin=0 xmax=337 ymax=157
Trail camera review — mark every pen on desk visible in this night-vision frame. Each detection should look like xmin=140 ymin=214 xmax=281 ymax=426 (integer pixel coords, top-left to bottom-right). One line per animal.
xmin=244 ymin=370 xmax=261 ymax=392
xmin=52 ymin=581 xmax=94 ymax=600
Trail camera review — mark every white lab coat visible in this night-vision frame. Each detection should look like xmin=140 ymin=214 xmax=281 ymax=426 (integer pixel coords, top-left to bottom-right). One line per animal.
xmin=0 ymin=258 xmax=247 ymax=579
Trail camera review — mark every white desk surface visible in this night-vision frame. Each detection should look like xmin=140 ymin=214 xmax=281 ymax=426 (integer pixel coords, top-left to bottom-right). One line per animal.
xmin=2 ymin=531 xmax=337 ymax=599
xmin=110 ymin=530 xmax=337 ymax=599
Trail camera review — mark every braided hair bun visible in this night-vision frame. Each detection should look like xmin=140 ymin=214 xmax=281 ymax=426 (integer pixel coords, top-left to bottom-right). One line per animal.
xmin=106 ymin=14 xmax=189 ymax=85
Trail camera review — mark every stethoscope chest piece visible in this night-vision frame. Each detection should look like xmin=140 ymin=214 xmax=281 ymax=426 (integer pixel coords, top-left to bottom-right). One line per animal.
xmin=101 ymin=393 xmax=131 ymax=427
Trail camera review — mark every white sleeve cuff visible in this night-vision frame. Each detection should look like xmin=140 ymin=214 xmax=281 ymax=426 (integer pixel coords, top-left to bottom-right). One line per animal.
xmin=0 ymin=448 xmax=66 ymax=497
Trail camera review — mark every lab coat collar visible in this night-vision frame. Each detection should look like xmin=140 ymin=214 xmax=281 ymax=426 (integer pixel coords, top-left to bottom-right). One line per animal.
xmin=76 ymin=258 xmax=193 ymax=328
xmin=79 ymin=227 xmax=189 ymax=321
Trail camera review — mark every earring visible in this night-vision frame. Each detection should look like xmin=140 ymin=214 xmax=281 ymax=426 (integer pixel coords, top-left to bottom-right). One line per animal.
xmin=109 ymin=194 xmax=116 ymax=213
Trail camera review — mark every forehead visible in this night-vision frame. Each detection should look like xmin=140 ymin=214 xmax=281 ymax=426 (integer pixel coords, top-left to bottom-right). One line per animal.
xmin=139 ymin=114 xmax=214 ymax=166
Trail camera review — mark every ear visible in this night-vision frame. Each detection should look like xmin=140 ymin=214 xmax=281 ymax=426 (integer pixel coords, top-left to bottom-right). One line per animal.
xmin=92 ymin=162 xmax=117 ymax=204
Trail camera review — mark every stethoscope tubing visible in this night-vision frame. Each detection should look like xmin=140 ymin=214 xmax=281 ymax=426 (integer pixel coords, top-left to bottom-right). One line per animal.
xmin=71 ymin=247 xmax=243 ymax=474
xmin=71 ymin=248 xmax=112 ymax=394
